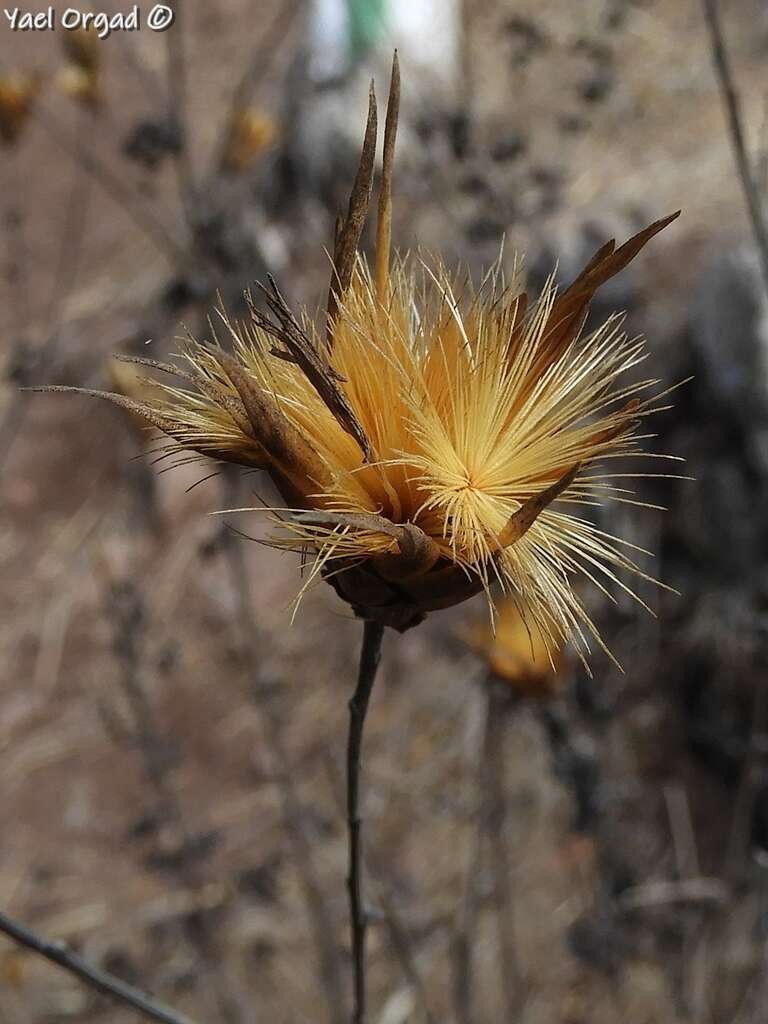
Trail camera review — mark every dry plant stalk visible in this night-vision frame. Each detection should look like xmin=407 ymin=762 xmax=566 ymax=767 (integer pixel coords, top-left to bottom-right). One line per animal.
xmin=0 ymin=909 xmax=199 ymax=1024
xmin=34 ymin=50 xmax=679 ymax=1024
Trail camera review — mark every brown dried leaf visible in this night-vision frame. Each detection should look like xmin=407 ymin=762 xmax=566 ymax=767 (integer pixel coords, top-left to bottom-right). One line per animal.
xmin=215 ymin=351 xmax=333 ymax=490
xmin=535 ymin=211 xmax=681 ymax=376
xmin=375 ymin=52 xmax=400 ymax=302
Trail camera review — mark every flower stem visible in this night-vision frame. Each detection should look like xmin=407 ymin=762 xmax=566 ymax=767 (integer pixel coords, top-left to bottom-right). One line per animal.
xmin=347 ymin=620 xmax=385 ymax=1023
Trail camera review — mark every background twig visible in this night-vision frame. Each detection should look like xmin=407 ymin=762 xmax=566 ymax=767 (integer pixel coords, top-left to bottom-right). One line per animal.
xmin=702 ymin=0 xmax=768 ymax=299
xmin=0 ymin=910 xmax=199 ymax=1024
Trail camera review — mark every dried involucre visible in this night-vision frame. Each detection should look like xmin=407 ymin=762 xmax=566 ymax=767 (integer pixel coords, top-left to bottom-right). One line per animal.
xmin=39 ymin=55 xmax=680 ymax=654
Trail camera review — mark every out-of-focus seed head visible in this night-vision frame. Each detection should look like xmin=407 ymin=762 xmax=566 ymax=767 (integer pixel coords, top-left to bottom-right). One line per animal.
xmin=0 ymin=71 xmax=41 ymax=146
xmin=222 ymin=108 xmax=277 ymax=174
xmin=466 ymin=595 xmax=563 ymax=699
xmin=59 ymin=26 xmax=101 ymax=109
xmin=62 ymin=24 xmax=100 ymax=73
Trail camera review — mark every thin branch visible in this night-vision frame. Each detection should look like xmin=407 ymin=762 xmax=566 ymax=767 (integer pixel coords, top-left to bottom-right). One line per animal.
xmin=112 ymin=24 xmax=166 ymax=105
xmin=43 ymin=160 xmax=92 ymax=331
xmin=322 ymin=751 xmax=438 ymax=1024
xmin=347 ymin=620 xmax=385 ymax=1024
xmin=0 ymin=208 xmax=27 ymax=473
xmin=213 ymin=0 xmax=304 ymax=173
xmin=0 ymin=910 xmax=198 ymax=1024
xmin=274 ymin=747 xmax=350 ymax=1016
xmin=262 ymin=707 xmax=348 ymax=1024
xmin=165 ymin=0 xmax=196 ymax=219
xmin=32 ymin=101 xmax=186 ymax=262
xmin=102 ymin=577 xmax=247 ymax=1024
xmin=702 ymin=0 xmax=768 ymax=299
xmin=105 ymin=581 xmax=185 ymax=824
xmin=0 ymin=167 xmax=91 ymax=476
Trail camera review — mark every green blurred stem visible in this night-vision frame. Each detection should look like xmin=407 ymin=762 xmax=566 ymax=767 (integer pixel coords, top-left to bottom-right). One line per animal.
xmin=347 ymin=0 xmax=387 ymax=60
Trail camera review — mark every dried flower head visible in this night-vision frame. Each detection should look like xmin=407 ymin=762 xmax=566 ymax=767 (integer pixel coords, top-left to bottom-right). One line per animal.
xmin=39 ymin=56 xmax=679 ymax=656
xmin=222 ymin=107 xmax=277 ymax=174
xmin=59 ymin=26 xmax=101 ymax=109
xmin=0 ymin=71 xmax=41 ymax=146
xmin=62 ymin=24 xmax=100 ymax=74
xmin=466 ymin=595 xmax=562 ymax=699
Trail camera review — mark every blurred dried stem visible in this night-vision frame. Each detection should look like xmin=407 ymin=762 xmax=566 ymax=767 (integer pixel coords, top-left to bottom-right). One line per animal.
xmin=0 ymin=909 xmax=198 ymax=1024
xmin=702 ymin=0 xmax=768 ymax=299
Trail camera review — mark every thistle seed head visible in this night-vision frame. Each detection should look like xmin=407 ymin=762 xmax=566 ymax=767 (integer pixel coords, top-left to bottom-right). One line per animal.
xmin=38 ymin=54 xmax=680 ymax=656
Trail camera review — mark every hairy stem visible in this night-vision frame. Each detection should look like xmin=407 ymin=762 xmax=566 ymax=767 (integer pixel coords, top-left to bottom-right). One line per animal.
xmin=347 ymin=620 xmax=385 ymax=1023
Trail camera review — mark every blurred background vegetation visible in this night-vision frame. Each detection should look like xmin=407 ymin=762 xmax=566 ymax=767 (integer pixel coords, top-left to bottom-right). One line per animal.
xmin=2 ymin=1 xmax=768 ymax=1021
